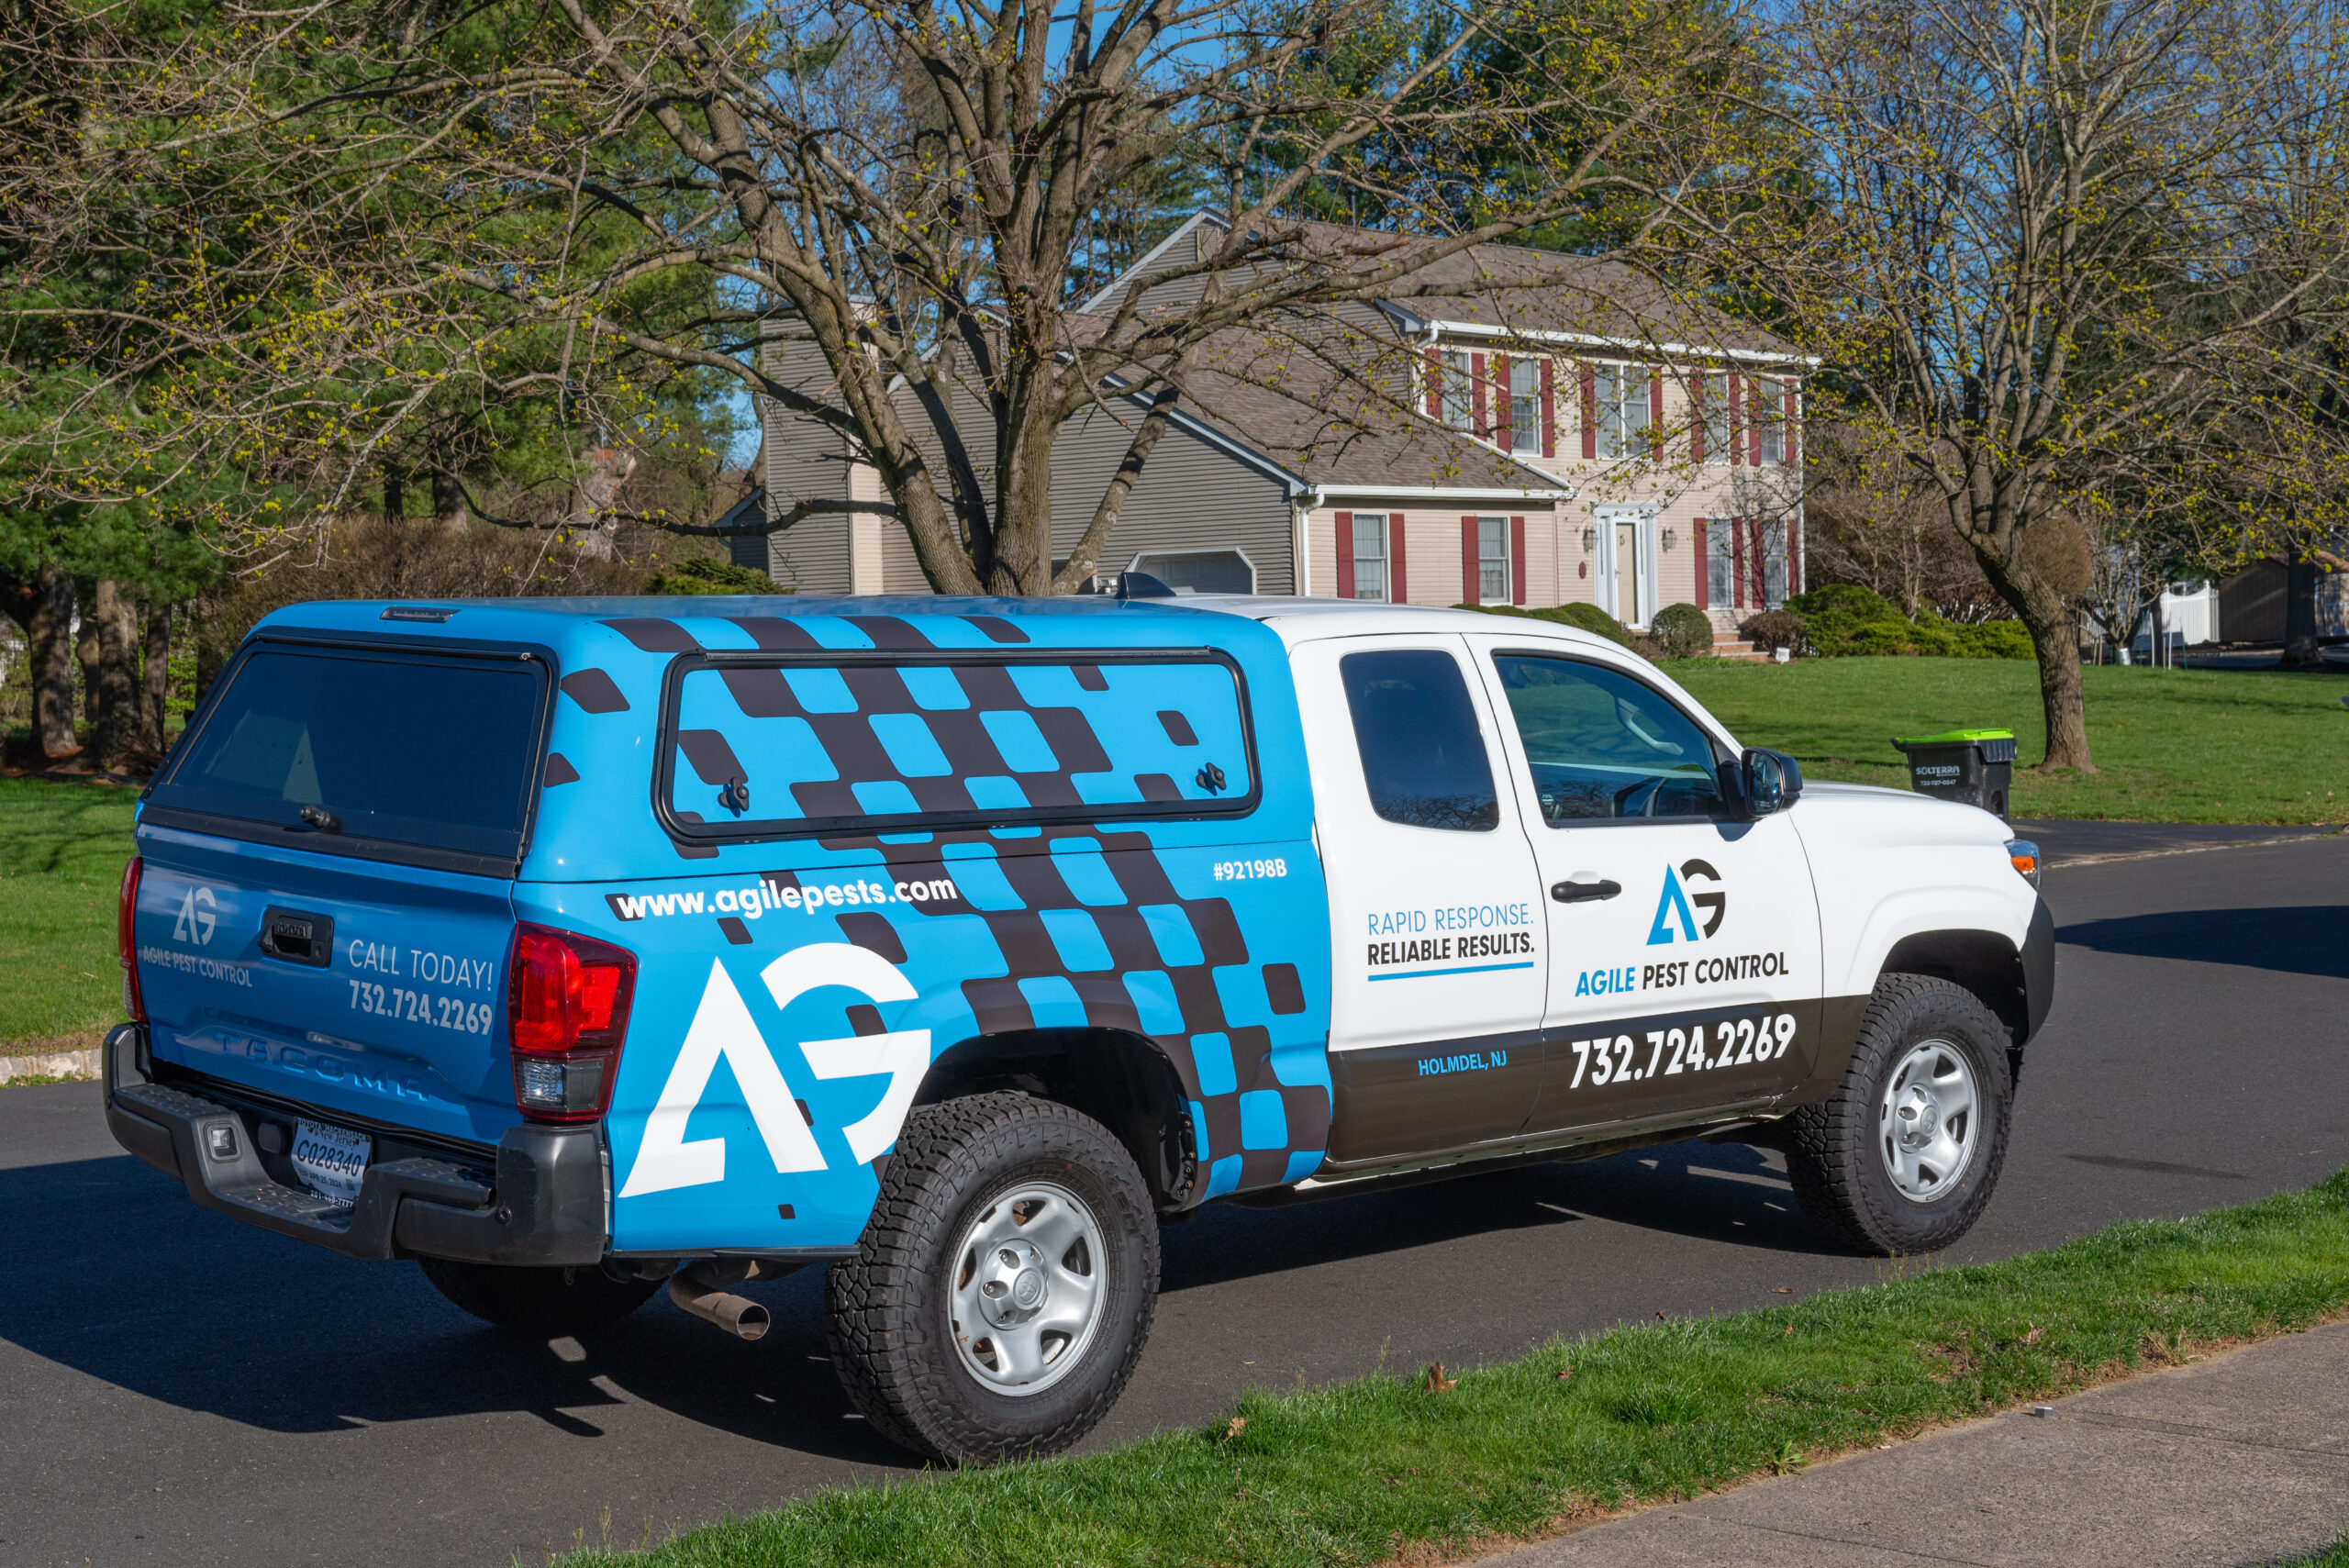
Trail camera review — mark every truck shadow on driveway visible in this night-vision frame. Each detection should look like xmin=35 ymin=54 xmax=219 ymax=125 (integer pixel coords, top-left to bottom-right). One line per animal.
xmin=0 ymin=1151 xmax=915 ymax=1466
xmin=2059 ymin=906 xmax=2349 ymax=982
xmin=3 ymin=1139 xmax=1831 ymax=1452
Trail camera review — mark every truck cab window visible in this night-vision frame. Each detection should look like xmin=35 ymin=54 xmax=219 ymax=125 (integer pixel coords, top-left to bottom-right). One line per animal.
xmin=1339 ymin=649 xmax=1498 ymax=830
xmin=1492 ymin=655 xmax=1720 ymax=822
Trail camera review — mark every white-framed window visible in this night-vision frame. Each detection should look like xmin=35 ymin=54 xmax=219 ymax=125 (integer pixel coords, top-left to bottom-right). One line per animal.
xmin=1352 ymin=513 xmax=1390 ymax=601
xmin=1438 ymin=351 xmax=1473 ymax=429
xmin=1477 ymin=517 xmax=1509 ymax=603
xmin=1508 ymin=359 xmax=1542 ymax=452
xmin=1707 ymin=519 xmax=1734 ymax=606
xmin=1757 ymin=376 xmax=1785 ymax=465
xmin=1704 ymin=373 xmax=1731 ymax=464
xmin=1596 ymin=363 xmax=1650 ymax=459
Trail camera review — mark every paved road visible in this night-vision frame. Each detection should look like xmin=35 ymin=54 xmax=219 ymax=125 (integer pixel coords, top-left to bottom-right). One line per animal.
xmin=3 ymin=836 xmax=2343 ymax=1567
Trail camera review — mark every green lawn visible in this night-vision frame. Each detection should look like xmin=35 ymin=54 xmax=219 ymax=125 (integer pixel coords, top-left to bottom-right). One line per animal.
xmin=1661 ymin=658 xmax=2349 ymax=824
xmin=0 ymin=778 xmax=139 ymax=1048
xmin=567 ymin=1172 xmax=2349 ymax=1568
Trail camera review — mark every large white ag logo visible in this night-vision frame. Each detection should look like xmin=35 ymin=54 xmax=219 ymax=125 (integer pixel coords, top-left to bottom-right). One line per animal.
xmin=1647 ymin=860 xmax=1725 ymax=946
xmin=618 ymin=944 xmax=929 ymax=1197
xmin=173 ymin=885 xmax=217 ymax=945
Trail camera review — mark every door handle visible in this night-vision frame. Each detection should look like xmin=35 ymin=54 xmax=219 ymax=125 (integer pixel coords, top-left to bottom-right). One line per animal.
xmin=1551 ymin=879 xmax=1621 ymax=904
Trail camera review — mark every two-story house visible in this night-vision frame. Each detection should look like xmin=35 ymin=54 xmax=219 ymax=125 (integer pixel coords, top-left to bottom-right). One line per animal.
xmin=740 ymin=212 xmax=1810 ymax=633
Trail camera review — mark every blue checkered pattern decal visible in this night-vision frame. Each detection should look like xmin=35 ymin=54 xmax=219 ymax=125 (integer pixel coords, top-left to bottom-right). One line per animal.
xmin=418 ymin=597 xmax=1340 ymax=1254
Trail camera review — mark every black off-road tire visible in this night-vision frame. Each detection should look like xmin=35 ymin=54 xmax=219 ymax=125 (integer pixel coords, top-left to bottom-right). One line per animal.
xmin=417 ymin=1257 xmax=661 ymax=1334
xmin=1785 ymin=973 xmax=2014 ymax=1254
xmin=825 ymin=1094 xmax=1159 ymax=1465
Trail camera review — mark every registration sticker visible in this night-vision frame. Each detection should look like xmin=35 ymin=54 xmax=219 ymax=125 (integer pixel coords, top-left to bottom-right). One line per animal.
xmin=291 ymin=1118 xmax=372 ymax=1207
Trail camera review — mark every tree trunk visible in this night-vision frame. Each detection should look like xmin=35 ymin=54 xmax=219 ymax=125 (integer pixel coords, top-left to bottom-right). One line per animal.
xmin=90 ymin=581 xmax=142 ymax=770
xmin=28 ymin=565 xmax=78 ymax=758
xmin=75 ymin=583 xmax=103 ymax=731
xmin=193 ymin=595 xmax=227 ymax=707
xmin=140 ymin=600 xmax=171 ymax=754
xmin=384 ymin=466 xmax=406 ymax=523
xmin=988 ymin=423 xmax=1056 ymax=595
xmin=432 ymin=469 xmax=468 ymax=534
xmin=2281 ymin=543 xmax=2322 ymax=669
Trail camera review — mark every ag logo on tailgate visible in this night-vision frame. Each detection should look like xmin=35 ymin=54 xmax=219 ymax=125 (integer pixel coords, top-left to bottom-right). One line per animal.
xmin=619 ymin=944 xmax=929 ymax=1197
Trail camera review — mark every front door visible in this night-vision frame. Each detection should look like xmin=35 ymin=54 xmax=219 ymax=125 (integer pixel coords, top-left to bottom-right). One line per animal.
xmin=1293 ymin=635 xmax=1548 ymax=1167
xmin=1464 ymin=639 xmax=1824 ymax=1139
xmin=1614 ymin=521 xmax=1638 ymax=623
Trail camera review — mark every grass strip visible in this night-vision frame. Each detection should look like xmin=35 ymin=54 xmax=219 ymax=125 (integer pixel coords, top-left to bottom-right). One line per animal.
xmin=0 ymin=778 xmax=139 ymax=1045
xmin=566 ymin=1170 xmax=2349 ymax=1568
xmin=1658 ymin=656 xmax=2349 ymax=824
xmin=2273 ymin=1536 xmax=2349 ymax=1568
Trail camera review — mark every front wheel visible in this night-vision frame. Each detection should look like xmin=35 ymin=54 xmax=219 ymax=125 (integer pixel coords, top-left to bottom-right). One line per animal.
xmin=826 ymin=1094 xmax=1159 ymax=1464
xmin=1785 ymin=973 xmax=2013 ymax=1254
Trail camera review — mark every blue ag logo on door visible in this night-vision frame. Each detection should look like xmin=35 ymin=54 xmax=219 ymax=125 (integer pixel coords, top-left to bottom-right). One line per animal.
xmin=1647 ymin=860 xmax=1726 ymax=945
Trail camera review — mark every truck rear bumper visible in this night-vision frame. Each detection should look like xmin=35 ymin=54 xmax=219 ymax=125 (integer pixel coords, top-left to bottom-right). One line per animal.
xmin=103 ymin=1024 xmax=608 ymax=1266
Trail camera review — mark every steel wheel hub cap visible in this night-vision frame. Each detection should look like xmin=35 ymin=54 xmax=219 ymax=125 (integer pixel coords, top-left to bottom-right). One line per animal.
xmin=1877 ymin=1039 xmax=1978 ymax=1204
xmin=949 ymin=1182 xmax=1106 ymax=1396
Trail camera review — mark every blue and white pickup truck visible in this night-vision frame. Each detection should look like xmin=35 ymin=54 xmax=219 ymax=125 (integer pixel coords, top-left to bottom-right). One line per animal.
xmin=106 ymin=593 xmax=2052 ymax=1462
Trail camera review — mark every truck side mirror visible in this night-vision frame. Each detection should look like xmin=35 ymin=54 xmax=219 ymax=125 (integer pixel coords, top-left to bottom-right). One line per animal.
xmin=1740 ymin=748 xmax=1802 ymax=817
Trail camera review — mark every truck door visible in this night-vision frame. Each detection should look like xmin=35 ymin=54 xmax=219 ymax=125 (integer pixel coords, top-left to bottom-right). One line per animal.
xmin=1292 ymin=636 xmax=1548 ymax=1167
xmin=1462 ymin=639 xmax=1823 ymax=1138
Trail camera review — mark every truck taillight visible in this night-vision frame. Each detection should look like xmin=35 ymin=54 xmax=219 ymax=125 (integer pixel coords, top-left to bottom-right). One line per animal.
xmin=506 ymin=924 xmax=635 ymax=1121
xmin=118 ymin=856 xmax=145 ymax=1022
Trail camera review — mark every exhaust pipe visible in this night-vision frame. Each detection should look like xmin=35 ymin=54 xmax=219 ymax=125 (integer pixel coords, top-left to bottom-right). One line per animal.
xmin=667 ymin=1258 xmax=800 ymax=1340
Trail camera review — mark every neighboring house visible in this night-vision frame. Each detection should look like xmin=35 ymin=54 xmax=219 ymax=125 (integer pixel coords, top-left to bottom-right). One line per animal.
xmin=742 ymin=213 xmax=1811 ymax=629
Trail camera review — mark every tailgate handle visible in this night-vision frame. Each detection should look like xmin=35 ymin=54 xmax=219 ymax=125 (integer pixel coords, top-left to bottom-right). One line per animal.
xmin=259 ymin=907 xmax=337 ymax=968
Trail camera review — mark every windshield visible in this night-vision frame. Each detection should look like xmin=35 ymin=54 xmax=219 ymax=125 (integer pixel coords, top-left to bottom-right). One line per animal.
xmin=153 ymin=646 xmax=546 ymax=861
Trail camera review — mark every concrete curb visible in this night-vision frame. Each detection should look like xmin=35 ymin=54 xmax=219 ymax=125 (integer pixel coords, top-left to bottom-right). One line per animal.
xmin=0 ymin=1049 xmax=100 ymax=1084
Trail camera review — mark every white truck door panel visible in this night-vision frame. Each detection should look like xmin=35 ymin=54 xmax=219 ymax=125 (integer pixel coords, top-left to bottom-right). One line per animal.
xmin=1464 ymin=638 xmax=1825 ymax=1138
xmin=1294 ymin=635 xmax=1549 ymax=1165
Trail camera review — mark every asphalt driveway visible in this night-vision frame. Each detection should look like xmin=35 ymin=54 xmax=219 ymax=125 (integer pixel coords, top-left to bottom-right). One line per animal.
xmin=2 ymin=833 xmax=2343 ymax=1567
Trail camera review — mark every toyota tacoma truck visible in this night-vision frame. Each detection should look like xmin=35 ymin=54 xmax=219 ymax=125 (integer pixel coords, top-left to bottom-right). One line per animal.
xmin=106 ymin=594 xmax=2053 ymax=1462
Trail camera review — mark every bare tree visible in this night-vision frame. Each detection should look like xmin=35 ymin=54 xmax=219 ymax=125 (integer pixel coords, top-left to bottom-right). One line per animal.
xmin=3 ymin=0 xmax=1765 ymax=595
xmin=1696 ymin=0 xmax=2349 ymax=769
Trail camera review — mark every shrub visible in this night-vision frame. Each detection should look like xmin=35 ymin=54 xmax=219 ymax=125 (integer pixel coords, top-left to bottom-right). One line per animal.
xmin=1739 ymin=609 xmax=1808 ymax=656
xmin=646 ymin=556 xmax=787 ymax=595
xmin=1783 ymin=583 xmax=2032 ymax=660
xmin=1649 ymin=602 xmax=1715 ymax=660
xmin=1452 ymin=600 xmax=1640 ymax=650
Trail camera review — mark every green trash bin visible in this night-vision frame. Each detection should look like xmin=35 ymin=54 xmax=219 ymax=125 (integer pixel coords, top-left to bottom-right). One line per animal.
xmin=1892 ymin=728 xmax=2018 ymax=820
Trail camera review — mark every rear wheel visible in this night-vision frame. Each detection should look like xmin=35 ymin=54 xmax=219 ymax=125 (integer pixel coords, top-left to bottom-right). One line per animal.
xmin=417 ymin=1258 xmax=661 ymax=1333
xmin=826 ymin=1093 xmax=1158 ymax=1464
xmin=1785 ymin=973 xmax=2013 ymax=1254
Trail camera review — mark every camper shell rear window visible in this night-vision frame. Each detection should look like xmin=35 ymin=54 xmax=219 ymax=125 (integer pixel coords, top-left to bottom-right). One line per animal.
xmin=146 ymin=639 xmax=550 ymax=875
xmin=659 ymin=649 xmax=1260 ymax=842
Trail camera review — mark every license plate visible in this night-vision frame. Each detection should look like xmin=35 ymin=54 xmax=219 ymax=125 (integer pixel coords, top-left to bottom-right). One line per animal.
xmin=291 ymin=1118 xmax=372 ymax=1207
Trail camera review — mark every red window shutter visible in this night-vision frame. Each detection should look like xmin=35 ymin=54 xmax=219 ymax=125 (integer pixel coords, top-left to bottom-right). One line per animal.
xmin=1690 ymin=378 xmax=1705 ymax=464
xmin=1460 ymin=517 xmax=1481 ymax=605
xmin=1730 ymin=516 xmax=1745 ymax=609
xmin=1692 ymin=517 xmax=1709 ymax=610
xmin=1493 ymin=354 xmax=1512 ymax=450
xmin=1784 ymin=379 xmax=1800 ymax=466
xmin=1510 ymin=516 xmax=1527 ymax=605
xmin=1425 ymin=350 xmax=1442 ymax=418
xmin=1650 ymin=370 xmax=1665 ymax=460
xmin=1471 ymin=353 xmax=1487 ymax=437
xmin=1726 ymin=373 xmax=1742 ymax=465
xmin=1580 ymin=362 xmax=1598 ymax=460
xmin=1389 ymin=516 xmax=1408 ymax=603
xmin=1748 ymin=380 xmax=1764 ymax=467
xmin=1749 ymin=518 xmax=1766 ymax=606
xmin=1335 ymin=510 xmax=1354 ymax=600
xmin=1541 ymin=360 xmax=1556 ymax=457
